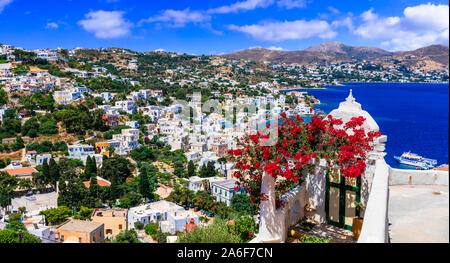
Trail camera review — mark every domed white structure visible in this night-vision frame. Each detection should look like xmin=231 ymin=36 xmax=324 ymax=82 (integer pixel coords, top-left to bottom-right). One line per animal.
xmin=328 ymin=89 xmax=379 ymax=133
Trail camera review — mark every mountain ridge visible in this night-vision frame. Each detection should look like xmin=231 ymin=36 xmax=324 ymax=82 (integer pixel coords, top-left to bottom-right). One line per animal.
xmin=221 ymin=42 xmax=449 ymax=70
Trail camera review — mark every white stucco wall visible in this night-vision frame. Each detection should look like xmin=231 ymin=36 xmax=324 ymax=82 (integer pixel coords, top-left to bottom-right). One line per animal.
xmin=358 ymin=158 xmax=390 ymax=243
xmin=389 ymin=168 xmax=448 ymax=185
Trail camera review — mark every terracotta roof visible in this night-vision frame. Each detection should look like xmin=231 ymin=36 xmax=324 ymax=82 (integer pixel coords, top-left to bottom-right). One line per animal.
xmin=434 ymin=167 xmax=449 ymax=171
xmin=3 ymin=167 xmax=37 ymax=175
xmin=83 ymin=177 xmax=111 ymax=188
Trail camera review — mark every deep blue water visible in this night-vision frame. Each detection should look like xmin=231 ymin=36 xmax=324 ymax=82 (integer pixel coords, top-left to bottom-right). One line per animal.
xmin=287 ymin=83 xmax=449 ymax=169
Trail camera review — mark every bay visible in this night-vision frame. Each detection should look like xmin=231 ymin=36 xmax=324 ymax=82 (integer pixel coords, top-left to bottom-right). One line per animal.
xmin=288 ymin=82 xmax=449 ymax=169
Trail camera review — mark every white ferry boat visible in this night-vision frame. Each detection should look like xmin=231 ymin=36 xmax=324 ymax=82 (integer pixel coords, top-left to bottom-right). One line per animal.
xmin=394 ymin=152 xmax=437 ymax=169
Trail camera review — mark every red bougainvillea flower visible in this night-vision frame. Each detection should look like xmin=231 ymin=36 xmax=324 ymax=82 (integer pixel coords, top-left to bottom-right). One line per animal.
xmin=227 ymin=112 xmax=382 ymax=208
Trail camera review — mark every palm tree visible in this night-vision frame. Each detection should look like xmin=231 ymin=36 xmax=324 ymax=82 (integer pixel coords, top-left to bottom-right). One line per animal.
xmin=18 ymin=206 xmax=27 ymax=219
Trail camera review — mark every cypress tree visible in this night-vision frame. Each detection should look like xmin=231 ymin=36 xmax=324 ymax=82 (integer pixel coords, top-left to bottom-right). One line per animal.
xmin=188 ymin=160 xmax=195 ymax=177
xmin=139 ymin=166 xmax=151 ymax=201
xmin=49 ymin=159 xmax=59 ymax=189
xmin=109 ymin=173 xmax=120 ymax=203
xmin=42 ymin=160 xmax=50 ymax=185
xmin=206 ymin=161 xmax=216 ymax=177
xmin=89 ymin=175 xmax=99 ymax=199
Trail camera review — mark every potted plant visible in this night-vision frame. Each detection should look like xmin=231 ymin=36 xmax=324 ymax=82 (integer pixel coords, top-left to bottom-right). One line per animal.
xmin=352 ymin=201 xmax=366 ymax=240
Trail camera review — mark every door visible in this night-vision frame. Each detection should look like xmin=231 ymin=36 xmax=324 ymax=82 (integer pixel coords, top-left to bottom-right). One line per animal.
xmin=325 ymin=168 xmax=361 ymax=230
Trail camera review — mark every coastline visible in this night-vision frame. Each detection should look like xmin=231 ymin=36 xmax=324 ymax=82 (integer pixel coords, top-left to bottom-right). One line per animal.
xmin=277 ymin=81 xmax=449 ymax=92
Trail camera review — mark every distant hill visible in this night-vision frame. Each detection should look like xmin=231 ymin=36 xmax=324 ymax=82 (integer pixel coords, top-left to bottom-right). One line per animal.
xmin=304 ymin=41 xmax=393 ymax=60
xmin=221 ymin=42 xmax=449 ymax=70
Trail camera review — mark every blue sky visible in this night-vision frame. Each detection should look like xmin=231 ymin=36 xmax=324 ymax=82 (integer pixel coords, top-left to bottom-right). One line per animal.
xmin=0 ymin=0 xmax=448 ymax=54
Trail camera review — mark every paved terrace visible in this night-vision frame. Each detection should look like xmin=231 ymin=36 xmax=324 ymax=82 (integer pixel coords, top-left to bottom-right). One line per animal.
xmin=388 ymin=184 xmax=449 ymax=243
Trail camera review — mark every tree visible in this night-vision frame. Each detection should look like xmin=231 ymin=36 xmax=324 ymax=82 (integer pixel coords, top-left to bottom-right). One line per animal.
xmin=119 ymin=192 xmax=142 ymax=209
xmin=85 ymin=156 xmax=97 ymax=179
xmin=0 ymin=172 xmax=19 ymax=214
xmin=39 ymin=206 xmax=72 ymax=226
xmin=109 ymin=173 xmax=120 ymax=202
xmin=48 ymin=159 xmax=60 ymax=189
xmin=113 ymin=229 xmax=141 ymax=243
xmin=73 ymin=206 xmax=94 ymax=220
xmin=101 ymin=156 xmax=132 ymax=183
xmin=0 ymin=188 xmax=11 ymax=214
xmin=41 ymin=160 xmax=50 ymax=185
xmin=231 ymin=193 xmax=257 ymax=216
xmin=18 ymin=207 xmax=27 ymax=219
xmin=39 ymin=119 xmax=58 ymax=135
xmin=138 ymin=166 xmax=152 ymax=201
xmin=0 ymin=88 xmax=8 ymax=105
xmin=134 ymin=221 xmax=144 ymax=230
xmin=144 ymin=223 xmax=158 ymax=239
xmin=21 ymin=117 xmax=40 ymax=137
xmin=0 ymin=229 xmax=41 ymax=243
xmin=188 ymin=160 xmax=195 ymax=177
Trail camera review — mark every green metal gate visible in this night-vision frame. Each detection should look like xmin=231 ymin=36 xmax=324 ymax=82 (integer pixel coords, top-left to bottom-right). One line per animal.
xmin=325 ymin=168 xmax=361 ymax=230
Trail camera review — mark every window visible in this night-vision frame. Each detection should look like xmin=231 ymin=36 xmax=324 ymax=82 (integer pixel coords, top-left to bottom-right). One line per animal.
xmin=119 ymin=224 xmax=122 ymax=230
xmin=106 ymin=229 xmax=112 ymax=235
xmin=93 ymin=235 xmax=96 ymax=242
xmin=78 ymin=237 xmax=82 ymax=243
xmin=61 ymin=235 xmax=64 ymax=241
xmin=225 ymin=191 xmax=227 ymax=197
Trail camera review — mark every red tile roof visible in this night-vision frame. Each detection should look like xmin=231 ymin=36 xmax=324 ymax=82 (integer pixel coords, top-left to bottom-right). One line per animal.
xmin=83 ymin=177 xmax=111 ymax=188
xmin=3 ymin=167 xmax=37 ymax=175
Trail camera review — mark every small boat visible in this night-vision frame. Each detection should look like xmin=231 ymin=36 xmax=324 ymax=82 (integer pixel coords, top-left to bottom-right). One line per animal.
xmin=394 ymin=152 xmax=437 ymax=169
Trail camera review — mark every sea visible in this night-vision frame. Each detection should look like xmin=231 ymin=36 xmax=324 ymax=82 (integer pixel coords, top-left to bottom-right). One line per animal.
xmin=287 ymin=82 xmax=449 ymax=169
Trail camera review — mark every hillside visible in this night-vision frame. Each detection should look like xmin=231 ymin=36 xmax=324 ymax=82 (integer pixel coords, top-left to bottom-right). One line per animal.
xmin=221 ymin=42 xmax=449 ymax=70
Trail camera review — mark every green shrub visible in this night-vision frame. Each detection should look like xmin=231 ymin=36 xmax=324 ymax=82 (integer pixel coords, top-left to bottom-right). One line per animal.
xmin=156 ymin=231 xmax=170 ymax=243
xmin=114 ymin=229 xmax=141 ymax=243
xmin=0 ymin=229 xmax=41 ymax=243
xmin=299 ymin=235 xmax=333 ymax=243
xmin=177 ymin=219 xmax=241 ymax=243
xmin=144 ymin=223 xmax=158 ymax=239
xmin=134 ymin=221 xmax=144 ymax=230
xmin=227 ymin=216 xmax=257 ymax=242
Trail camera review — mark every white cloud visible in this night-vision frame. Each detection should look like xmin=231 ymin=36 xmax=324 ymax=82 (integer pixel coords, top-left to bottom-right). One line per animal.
xmin=228 ymin=19 xmax=337 ymax=42
xmin=267 ymin=46 xmax=284 ymax=51
xmin=354 ymin=4 xmax=449 ymax=51
xmin=45 ymin=22 xmax=59 ymax=29
xmin=277 ymin=0 xmax=307 ymax=10
xmin=332 ymin=16 xmax=354 ymax=32
xmin=328 ymin=6 xmax=340 ymax=14
xmin=248 ymin=45 xmax=284 ymax=50
xmin=207 ymin=0 xmax=274 ymax=14
xmin=140 ymin=8 xmax=210 ymax=28
xmin=78 ymin=10 xmax=132 ymax=38
xmin=0 ymin=0 xmax=13 ymax=13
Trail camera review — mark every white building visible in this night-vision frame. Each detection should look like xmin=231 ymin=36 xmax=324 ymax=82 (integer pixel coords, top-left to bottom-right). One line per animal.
xmin=115 ymin=100 xmax=136 ymax=114
xmin=211 ymin=179 xmax=241 ymax=206
xmin=127 ymin=200 xmax=199 ymax=234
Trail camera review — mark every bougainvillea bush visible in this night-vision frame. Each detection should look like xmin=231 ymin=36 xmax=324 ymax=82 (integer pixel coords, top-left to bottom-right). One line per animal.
xmin=227 ymin=113 xmax=382 ymax=208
